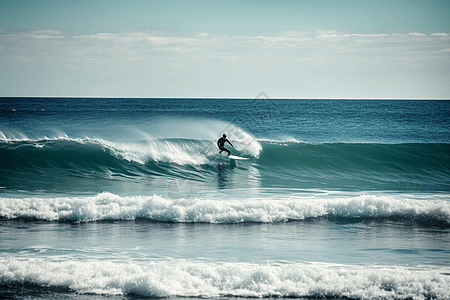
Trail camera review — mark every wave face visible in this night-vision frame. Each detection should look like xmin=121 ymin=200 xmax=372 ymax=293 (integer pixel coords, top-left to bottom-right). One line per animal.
xmin=1 ymin=136 xmax=449 ymax=193
xmin=258 ymin=141 xmax=450 ymax=191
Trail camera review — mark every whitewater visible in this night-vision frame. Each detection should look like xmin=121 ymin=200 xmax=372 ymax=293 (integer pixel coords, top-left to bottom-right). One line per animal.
xmin=1 ymin=98 xmax=449 ymax=299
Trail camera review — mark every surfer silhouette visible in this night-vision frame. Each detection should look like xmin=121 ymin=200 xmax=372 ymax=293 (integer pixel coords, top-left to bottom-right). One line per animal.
xmin=217 ymin=134 xmax=234 ymax=156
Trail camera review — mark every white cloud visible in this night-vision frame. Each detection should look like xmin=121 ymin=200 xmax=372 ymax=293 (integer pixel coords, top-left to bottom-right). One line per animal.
xmin=197 ymin=32 xmax=209 ymax=38
xmin=431 ymin=33 xmax=449 ymax=37
xmin=315 ymin=33 xmax=342 ymax=39
xmin=316 ymin=33 xmax=404 ymax=40
xmin=1 ymin=29 xmax=449 ymax=98
xmin=4 ymin=33 xmax=65 ymax=40
xmin=255 ymin=35 xmax=309 ymax=43
xmin=2 ymin=30 xmax=448 ymax=63
xmin=74 ymin=33 xmax=120 ymax=40
xmin=73 ymin=32 xmax=200 ymax=46
xmin=408 ymin=32 xmax=427 ymax=36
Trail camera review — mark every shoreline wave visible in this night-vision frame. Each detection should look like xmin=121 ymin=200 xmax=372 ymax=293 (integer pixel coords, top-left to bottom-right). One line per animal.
xmin=1 ymin=192 xmax=449 ymax=226
xmin=1 ymin=258 xmax=449 ymax=298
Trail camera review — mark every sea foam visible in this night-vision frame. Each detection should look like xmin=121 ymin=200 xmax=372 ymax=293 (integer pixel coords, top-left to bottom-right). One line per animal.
xmin=0 ymin=258 xmax=449 ymax=298
xmin=1 ymin=192 xmax=449 ymax=224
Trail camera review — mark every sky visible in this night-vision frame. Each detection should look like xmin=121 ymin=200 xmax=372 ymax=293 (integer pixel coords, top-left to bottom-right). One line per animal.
xmin=1 ymin=0 xmax=449 ymax=99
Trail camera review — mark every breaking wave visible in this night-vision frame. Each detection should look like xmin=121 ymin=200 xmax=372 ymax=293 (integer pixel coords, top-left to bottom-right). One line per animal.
xmin=1 ymin=133 xmax=449 ymax=193
xmin=1 ymin=258 xmax=449 ymax=298
xmin=1 ymin=192 xmax=449 ymax=226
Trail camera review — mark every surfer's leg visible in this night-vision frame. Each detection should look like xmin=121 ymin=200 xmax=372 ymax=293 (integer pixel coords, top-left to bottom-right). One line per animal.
xmin=226 ymin=148 xmax=230 ymax=156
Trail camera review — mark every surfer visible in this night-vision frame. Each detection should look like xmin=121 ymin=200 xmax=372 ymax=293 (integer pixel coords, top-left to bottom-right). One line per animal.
xmin=217 ymin=134 xmax=235 ymax=156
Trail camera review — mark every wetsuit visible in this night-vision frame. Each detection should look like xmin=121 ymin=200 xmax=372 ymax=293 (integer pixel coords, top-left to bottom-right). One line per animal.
xmin=217 ymin=137 xmax=233 ymax=156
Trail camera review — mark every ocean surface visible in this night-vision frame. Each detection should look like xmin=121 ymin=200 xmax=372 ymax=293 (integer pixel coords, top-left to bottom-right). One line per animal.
xmin=0 ymin=97 xmax=449 ymax=300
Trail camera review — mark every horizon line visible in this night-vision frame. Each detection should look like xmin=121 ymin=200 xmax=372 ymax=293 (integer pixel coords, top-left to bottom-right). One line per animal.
xmin=1 ymin=96 xmax=449 ymax=100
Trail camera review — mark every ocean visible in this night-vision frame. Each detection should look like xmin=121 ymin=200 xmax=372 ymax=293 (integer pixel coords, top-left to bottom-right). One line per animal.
xmin=0 ymin=97 xmax=449 ymax=299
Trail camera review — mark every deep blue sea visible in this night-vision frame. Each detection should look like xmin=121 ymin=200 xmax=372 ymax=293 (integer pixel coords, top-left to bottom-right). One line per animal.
xmin=1 ymin=97 xmax=450 ymax=299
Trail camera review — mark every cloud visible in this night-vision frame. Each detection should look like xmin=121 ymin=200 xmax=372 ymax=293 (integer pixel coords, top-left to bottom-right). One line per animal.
xmin=73 ymin=32 xmax=202 ymax=47
xmin=2 ymin=30 xmax=448 ymax=63
xmin=1 ymin=29 xmax=449 ymax=97
xmin=0 ymin=29 xmax=447 ymax=75
xmin=255 ymin=35 xmax=310 ymax=43
xmin=4 ymin=33 xmax=65 ymax=40
xmin=316 ymin=33 xmax=412 ymax=40
xmin=73 ymin=33 xmax=120 ymax=40
xmin=196 ymin=32 xmax=209 ymax=38
xmin=408 ymin=32 xmax=427 ymax=36
xmin=25 ymin=34 xmax=65 ymax=39
xmin=431 ymin=33 xmax=449 ymax=37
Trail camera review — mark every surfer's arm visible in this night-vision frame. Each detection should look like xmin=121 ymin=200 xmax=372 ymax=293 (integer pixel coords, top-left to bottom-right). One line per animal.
xmin=227 ymin=139 xmax=235 ymax=148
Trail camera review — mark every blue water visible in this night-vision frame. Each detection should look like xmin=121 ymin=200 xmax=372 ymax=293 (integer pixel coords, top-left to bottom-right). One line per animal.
xmin=1 ymin=98 xmax=450 ymax=299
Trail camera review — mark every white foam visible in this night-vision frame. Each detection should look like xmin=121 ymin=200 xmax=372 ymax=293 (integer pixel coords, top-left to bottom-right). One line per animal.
xmin=0 ymin=258 xmax=449 ymax=298
xmin=131 ymin=117 xmax=262 ymax=158
xmin=0 ymin=130 xmax=30 ymax=142
xmin=0 ymin=130 xmax=90 ymax=144
xmin=258 ymin=137 xmax=306 ymax=144
xmin=223 ymin=125 xmax=262 ymax=158
xmin=0 ymin=131 xmax=7 ymax=141
xmin=1 ymin=192 xmax=449 ymax=224
xmin=0 ymin=133 xmax=210 ymax=165
xmin=102 ymin=139 xmax=215 ymax=165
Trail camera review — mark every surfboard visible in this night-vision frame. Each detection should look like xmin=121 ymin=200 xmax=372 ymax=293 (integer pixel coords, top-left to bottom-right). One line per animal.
xmin=219 ymin=153 xmax=249 ymax=160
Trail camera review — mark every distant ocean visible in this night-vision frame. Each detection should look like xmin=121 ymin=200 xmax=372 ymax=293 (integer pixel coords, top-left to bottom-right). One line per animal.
xmin=1 ymin=97 xmax=449 ymax=300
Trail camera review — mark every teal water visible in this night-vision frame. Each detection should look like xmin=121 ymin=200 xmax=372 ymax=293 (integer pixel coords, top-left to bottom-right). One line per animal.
xmin=1 ymin=140 xmax=449 ymax=194
xmin=1 ymin=98 xmax=450 ymax=299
